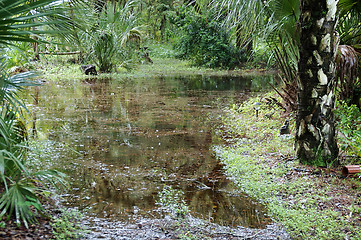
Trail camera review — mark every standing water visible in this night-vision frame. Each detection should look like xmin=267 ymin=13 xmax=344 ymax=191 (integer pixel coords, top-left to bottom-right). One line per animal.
xmin=26 ymin=74 xmax=275 ymax=235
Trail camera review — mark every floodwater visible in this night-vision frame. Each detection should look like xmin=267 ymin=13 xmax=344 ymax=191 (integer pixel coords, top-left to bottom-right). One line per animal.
xmin=26 ymin=74 xmax=274 ymax=229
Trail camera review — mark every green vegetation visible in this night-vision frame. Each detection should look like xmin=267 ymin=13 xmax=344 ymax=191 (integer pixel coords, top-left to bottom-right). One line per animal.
xmin=157 ymin=185 xmax=189 ymax=218
xmin=216 ymin=95 xmax=361 ymax=239
xmin=0 ymin=0 xmax=361 ymax=238
xmin=0 ymin=0 xmax=73 ymax=229
xmin=335 ymin=101 xmax=361 ymax=159
xmin=173 ymin=7 xmax=243 ymax=69
xmin=37 ymin=54 xmax=271 ymax=82
xmin=51 ymin=208 xmax=87 ymax=240
xmin=64 ymin=0 xmax=142 ymax=72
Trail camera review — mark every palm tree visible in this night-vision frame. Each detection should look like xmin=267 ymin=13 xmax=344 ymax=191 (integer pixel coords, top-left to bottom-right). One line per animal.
xmin=57 ymin=0 xmax=143 ymax=73
xmin=336 ymin=0 xmax=361 ymax=107
xmin=0 ymin=0 xmax=69 ymax=227
xmin=197 ymin=0 xmax=267 ymax=56
xmin=295 ymin=0 xmax=339 ymax=165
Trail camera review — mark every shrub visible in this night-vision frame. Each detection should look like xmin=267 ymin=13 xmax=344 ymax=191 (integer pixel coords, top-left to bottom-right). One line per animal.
xmin=173 ymin=7 xmax=243 ymax=69
xmin=335 ymin=100 xmax=361 ymax=159
xmin=0 ymin=63 xmax=66 ymax=227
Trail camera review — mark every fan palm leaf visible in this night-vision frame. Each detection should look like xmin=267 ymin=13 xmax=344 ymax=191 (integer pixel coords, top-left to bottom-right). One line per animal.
xmin=73 ymin=0 xmax=142 ymax=72
xmin=0 ymin=178 xmax=43 ymax=228
xmin=338 ymin=0 xmax=361 ymax=45
xmin=336 ymin=45 xmax=360 ymax=103
xmin=0 ymin=0 xmax=72 ymax=46
xmin=0 ymin=0 xmax=74 ymax=228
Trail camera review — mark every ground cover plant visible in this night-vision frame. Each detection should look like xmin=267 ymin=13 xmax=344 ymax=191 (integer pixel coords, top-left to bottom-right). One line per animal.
xmin=335 ymin=101 xmax=361 ymax=159
xmin=215 ymin=95 xmax=361 ymax=239
xmin=2 ymin=0 xmax=360 ymax=238
xmin=36 ymin=52 xmax=271 ymax=81
xmin=8 ymin=50 xmax=361 ymax=239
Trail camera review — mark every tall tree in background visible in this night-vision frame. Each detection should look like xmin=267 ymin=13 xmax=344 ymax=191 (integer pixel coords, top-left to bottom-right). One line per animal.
xmin=295 ymin=0 xmax=339 ymax=165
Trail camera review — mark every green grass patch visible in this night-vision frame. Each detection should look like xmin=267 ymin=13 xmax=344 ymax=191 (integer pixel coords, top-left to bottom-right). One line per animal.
xmin=33 ymin=53 xmax=274 ymax=82
xmin=216 ymin=94 xmax=361 ymax=239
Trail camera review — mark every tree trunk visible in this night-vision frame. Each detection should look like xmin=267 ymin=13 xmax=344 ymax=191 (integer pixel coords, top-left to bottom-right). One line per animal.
xmin=295 ymin=0 xmax=339 ymax=165
xmin=32 ymin=41 xmax=40 ymax=61
xmin=160 ymin=14 xmax=166 ymax=41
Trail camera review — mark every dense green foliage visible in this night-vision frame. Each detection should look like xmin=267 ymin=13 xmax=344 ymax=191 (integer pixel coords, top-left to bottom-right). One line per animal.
xmin=51 ymin=208 xmax=86 ymax=239
xmin=63 ymin=0 xmax=142 ymax=72
xmin=157 ymin=185 xmax=189 ymax=218
xmin=216 ymin=96 xmax=361 ymax=240
xmin=0 ymin=0 xmax=68 ymax=227
xmin=335 ymin=101 xmax=361 ymax=159
xmin=0 ymin=0 xmax=360 ymax=235
xmin=173 ymin=7 xmax=243 ymax=69
xmin=338 ymin=0 xmax=361 ymax=45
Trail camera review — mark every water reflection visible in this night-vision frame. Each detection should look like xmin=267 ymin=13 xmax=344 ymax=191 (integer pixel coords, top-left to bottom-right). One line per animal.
xmin=25 ymin=74 xmax=274 ymax=228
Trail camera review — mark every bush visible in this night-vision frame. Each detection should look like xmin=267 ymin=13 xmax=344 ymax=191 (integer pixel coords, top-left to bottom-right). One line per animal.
xmin=172 ymin=7 xmax=243 ymax=70
xmin=335 ymin=100 xmax=361 ymax=159
xmin=51 ymin=208 xmax=86 ymax=240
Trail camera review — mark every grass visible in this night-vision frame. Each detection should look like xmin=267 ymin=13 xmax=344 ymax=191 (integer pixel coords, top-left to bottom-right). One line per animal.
xmin=21 ymin=52 xmax=361 ymax=238
xmin=29 ymin=47 xmax=275 ymax=82
xmin=25 ymin=140 xmax=87 ymax=239
xmin=216 ymin=94 xmax=361 ymax=239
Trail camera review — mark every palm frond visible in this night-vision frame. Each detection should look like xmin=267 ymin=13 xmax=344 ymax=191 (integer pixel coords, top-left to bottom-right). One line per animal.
xmin=0 ymin=178 xmax=43 ymax=228
xmin=208 ymin=0 xmax=265 ymax=48
xmin=0 ymin=60 xmax=38 ymax=113
xmin=0 ymin=0 xmax=74 ymax=46
xmin=34 ymin=169 xmax=68 ymax=190
xmin=339 ymin=0 xmax=361 ymax=17
xmin=73 ymin=0 xmax=142 ymax=72
xmin=338 ymin=0 xmax=361 ymax=45
xmin=336 ymin=45 xmax=360 ymax=103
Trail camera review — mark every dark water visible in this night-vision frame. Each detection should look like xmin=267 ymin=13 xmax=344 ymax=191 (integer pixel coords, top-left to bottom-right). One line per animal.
xmin=26 ymin=74 xmax=274 ymax=228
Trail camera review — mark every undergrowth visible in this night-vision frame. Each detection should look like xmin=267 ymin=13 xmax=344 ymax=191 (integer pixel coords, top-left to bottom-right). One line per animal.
xmin=34 ymin=47 xmax=271 ymax=82
xmin=51 ymin=208 xmax=87 ymax=240
xmin=335 ymin=100 xmax=361 ymax=160
xmin=156 ymin=185 xmax=189 ymax=218
xmin=216 ymin=94 xmax=361 ymax=240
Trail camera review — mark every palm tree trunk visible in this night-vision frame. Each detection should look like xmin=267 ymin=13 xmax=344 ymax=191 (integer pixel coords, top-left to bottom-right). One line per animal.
xmin=295 ymin=0 xmax=339 ymax=165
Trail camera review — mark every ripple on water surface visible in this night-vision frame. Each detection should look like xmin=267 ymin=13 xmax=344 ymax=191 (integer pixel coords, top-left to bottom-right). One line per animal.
xmin=25 ymin=74 xmax=275 ymax=228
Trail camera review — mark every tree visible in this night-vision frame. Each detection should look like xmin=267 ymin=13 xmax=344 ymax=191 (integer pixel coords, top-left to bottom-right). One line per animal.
xmin=197 ymin=0 xmax=266 ymax=56
xmin=63 ymin=0 xmax=142 ymax=72
xmin=335 ymin=0 xmax=361 ymax=107
xmin=295 ymin=0 xmax=339 ymax=165
xmin=0 ymin=0 xmax=69 ymax=227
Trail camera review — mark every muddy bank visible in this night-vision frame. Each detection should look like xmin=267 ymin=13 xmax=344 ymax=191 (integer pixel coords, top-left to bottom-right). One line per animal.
xmin=81 ymin=216 xmax=291 ymax=240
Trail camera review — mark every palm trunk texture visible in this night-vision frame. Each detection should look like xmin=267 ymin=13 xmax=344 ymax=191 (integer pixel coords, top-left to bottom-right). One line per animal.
xmin=296 ymin=0 xmax=339 ymax=165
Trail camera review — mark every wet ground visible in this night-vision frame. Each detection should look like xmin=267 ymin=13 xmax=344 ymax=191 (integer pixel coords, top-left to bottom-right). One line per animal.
xmin=80 ymin=216 xmax=291 ymax=239
xmin=23 ymin=74 xmax=291 ymax=238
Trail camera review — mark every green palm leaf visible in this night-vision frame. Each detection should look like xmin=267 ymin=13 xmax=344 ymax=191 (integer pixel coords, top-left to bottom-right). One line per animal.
xmin=0 ymin=0 xmax=73 ymax=45
xmin=0 ymin=179 xmax=43 ymax=228
xmin=0 ymin=0 xmax=77 ymax=228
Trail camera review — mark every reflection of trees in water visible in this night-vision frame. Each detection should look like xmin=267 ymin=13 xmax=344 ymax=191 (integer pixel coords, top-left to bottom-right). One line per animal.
xmin=175 ymin=75 xmax=274 ymax=92
xmin=186 ymin=188 xmax=269 ymax=228
xmin=182 ymin=162 xmax=268 ymax=228
xmin=28 ymin=75 xmax=274 ymax=227
xmin=67 ymin=159 xmax=159 ymax=219
xmin=83 ymin=77 xmax=112 ymax=113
